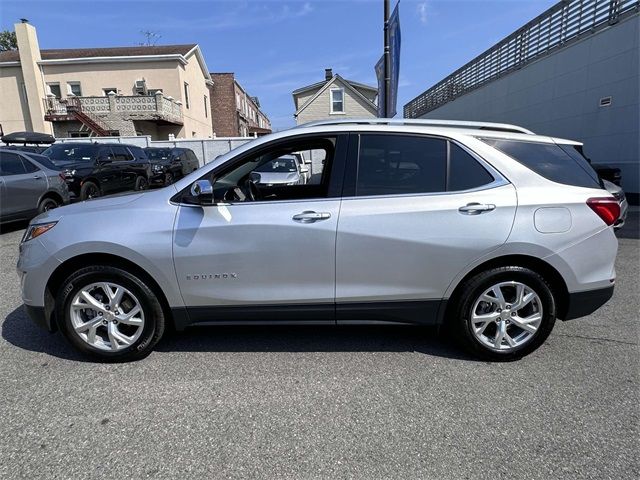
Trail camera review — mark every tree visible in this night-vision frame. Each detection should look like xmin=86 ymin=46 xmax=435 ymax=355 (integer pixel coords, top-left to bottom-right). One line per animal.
xmin=0 ymin=30 xmax=18 ymax=52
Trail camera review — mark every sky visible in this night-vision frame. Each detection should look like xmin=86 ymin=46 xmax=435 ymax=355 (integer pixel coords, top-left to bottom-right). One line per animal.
xmin=0 ymin=0 xmax=559 ymax=130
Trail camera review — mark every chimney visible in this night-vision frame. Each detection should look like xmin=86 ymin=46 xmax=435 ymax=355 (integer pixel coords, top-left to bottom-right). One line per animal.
xmin=15 ymin=22 xmax=52 ymax=134
xmin=324 ymin=68 xmax=333 ymax=81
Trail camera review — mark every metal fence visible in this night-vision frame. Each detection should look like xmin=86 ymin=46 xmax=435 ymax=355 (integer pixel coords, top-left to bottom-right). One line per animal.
xmin=54 ymin=135 xmax=255 ymax=167
xmin=404 ymin=0 xmax=640 ymax=118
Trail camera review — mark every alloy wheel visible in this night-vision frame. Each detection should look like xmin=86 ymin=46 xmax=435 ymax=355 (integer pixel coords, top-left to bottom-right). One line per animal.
xmin=470 ymin=281 xmax=543 ymax=351
xmin=69 ymin=282 xmax=145 ymax=351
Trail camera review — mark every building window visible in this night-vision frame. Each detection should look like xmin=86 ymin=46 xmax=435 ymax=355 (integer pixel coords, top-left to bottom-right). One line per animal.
xmin=330 ymin=88 xmax=344 ymax=113
xmin=102 ymin=88 xmax=117 ymax=96
xmin=67 ymin=82 xmax=82 ymax=96
xmin=204 ymin=95 xmax=208 ymax=118
xmin=184 ymin=82 xmax=190 ymax=109
xmin=148 ymin=88 xmax=163 ymax=96
xmin=47 ymin=83 xmax=61 ymax=98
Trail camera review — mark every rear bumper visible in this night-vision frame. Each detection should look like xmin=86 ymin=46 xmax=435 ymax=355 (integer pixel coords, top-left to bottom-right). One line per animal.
xmin=562 ymin=285 xmax=614 ymax=320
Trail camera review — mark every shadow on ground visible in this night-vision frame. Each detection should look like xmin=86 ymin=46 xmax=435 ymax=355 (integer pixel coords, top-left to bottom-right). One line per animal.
xmin=616 ymin=211 xmax=639 ymax=240
xmin=2 ymin=305 xmax=475 ymax=362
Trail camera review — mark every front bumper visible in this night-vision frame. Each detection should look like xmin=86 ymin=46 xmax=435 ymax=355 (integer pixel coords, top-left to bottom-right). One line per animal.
xmin=24 ymin=304 xmax=55 ymax=331
xmin=562 ymin=285 xmax=614 ymax=320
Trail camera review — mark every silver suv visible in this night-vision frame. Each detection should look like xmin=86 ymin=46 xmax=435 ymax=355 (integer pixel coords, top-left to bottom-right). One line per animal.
xmin=17 ymin=119 xmax=619 ymax=362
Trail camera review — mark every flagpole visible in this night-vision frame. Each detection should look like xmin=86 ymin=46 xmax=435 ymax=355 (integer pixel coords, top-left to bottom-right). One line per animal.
xmin=383 ymin=0 xmax=390 ymax=118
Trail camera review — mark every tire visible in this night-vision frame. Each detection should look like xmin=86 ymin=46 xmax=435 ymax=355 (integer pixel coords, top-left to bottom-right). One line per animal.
xmin=55 ymin=265 xmax=165 ymax=362
xmin=164 ymin=172 xmax=175 ymax=186
xmin=450 ymin=266 xmax=556 ymax=361
xmin=80 ymin=181 xmax=100 ymax=201
xmin=135 ymin=176 xmax=149 ymax=191
xmin=38 ymin=196 xmax=59 ymax=213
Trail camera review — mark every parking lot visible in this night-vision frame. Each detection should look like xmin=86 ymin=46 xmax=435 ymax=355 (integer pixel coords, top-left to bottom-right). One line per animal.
xmin=0 ymin=213 xmax=637 ymax=479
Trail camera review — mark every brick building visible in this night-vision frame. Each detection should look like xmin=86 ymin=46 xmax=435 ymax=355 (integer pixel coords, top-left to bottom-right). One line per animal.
xmin=208 ymin=73 xmax=271 ymax=137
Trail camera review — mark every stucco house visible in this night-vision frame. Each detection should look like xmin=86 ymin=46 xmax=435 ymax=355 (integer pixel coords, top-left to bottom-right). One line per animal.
xmin=292 ymin=69 xmax=378 ymax=125
xmin=0 ymin=21 xmax=214 ymax=139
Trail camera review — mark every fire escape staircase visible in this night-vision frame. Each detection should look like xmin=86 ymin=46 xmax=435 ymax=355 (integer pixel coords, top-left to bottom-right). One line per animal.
xmin=64 ymin=97 xmax=111 ymax=137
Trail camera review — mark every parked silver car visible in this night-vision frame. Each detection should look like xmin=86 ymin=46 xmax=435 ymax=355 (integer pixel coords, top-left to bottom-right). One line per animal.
xmin=250 ymin=154 xmax=309 ymax=186
xmin=17 ymin=119 xmax=619 ymax=362
xmin=1 ymin=149 xmax=70 ymax=224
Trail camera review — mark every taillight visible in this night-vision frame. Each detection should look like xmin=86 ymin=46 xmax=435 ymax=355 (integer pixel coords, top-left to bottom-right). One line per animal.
xmin=587 ymin=197 xmax=620 ymax=226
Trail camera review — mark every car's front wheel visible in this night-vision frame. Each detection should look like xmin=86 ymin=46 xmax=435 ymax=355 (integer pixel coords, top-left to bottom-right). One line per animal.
xmin=135 ymin=176 xmax=149 ymax=191
xmin=451 ymin=266 xmax=556 ymax=360
xmin=55 ymin=266 xmax=165 ymax=362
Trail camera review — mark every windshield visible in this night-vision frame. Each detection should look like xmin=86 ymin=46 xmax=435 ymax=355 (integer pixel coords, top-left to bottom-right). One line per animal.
xmin=255 ymin=157 xmax=297 ymax=173
xmin=42 ymin=144 xmax=95 ymax=162
xmin=146 ymin=149 xmax=172 ymax=161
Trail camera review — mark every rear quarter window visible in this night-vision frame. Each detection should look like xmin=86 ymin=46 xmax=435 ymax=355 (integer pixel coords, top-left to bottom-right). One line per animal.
xmin=481 ymin=138 xmax=601 ymax=188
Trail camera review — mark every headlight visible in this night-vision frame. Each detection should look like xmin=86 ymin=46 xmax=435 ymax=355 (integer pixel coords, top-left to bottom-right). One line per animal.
xmin=63 ymin=169 xmax=76 ymax=177
xmin=152 ymin=164 xmax=163 ymax=172
xmin=22 ymin=222 xmax=58 ymax=243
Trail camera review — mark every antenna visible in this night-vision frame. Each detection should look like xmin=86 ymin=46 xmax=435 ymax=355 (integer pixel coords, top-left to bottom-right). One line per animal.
xmin=139 ymin=30 xmax=161 ymax=46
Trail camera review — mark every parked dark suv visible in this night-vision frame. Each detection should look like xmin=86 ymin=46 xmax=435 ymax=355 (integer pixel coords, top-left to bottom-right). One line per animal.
xmin=42 ymin=143 xmax=151 ymax=200
xmin=144 ymin=147 xmax=200 ymax=186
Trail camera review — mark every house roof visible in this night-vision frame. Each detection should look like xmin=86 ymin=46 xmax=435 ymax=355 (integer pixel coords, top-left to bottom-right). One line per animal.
xmin=292 ymin=77 xmax=377 ymax=96
xmin=0 ymin=44 xmax=197 ymax=62
xmin=293 ymin=75 xmax=378 ymax=117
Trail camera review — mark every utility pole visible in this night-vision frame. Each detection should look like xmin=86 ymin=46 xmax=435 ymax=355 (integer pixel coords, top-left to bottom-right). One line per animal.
xmin=383 ymin=0 xmax=391 ymax=118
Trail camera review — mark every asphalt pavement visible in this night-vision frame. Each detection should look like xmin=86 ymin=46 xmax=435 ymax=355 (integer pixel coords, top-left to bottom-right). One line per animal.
xmin=0 ymin=214 xmax=638 ymax=479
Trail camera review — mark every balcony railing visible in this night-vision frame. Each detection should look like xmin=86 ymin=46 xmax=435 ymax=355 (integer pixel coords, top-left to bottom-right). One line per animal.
xmin=404 ymin=0 xmax=640 ymax=118
xmin=43 ymin=93 xmax=184 ymax=125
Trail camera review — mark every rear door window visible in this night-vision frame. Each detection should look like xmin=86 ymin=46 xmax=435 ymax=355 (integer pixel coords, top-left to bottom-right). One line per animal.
xmin=481 ymin=138 xmax=601 ymax=188
xmin=354 ymin=134 xmax=496 ymax=197
xmin=356 ymin=134 xmax=447 ymax=196
xmin=0 ymin=152 xmax=28 ymax=175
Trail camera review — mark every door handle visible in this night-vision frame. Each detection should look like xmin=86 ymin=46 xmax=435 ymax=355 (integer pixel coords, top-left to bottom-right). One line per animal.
xmin=458 ymin=203 xmax=496 ymax=215
xmin=33 ymin=175 xmax=42 ymax=179
xmin=292 ymin=211 xmax=331 ymax=223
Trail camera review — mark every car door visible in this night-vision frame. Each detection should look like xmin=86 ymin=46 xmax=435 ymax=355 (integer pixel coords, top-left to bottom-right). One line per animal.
xmin=335 ymin=133 xmax=517 ymax=324
xmin=95 ymin=146 xmax=121 ymax=194
xmin=0 ymin=151 xmax=46 ymax=218
xmin=172 ymin=134 xmax=348 ymax=324
xmin=110 ymin=145 xmax=136 ymax=191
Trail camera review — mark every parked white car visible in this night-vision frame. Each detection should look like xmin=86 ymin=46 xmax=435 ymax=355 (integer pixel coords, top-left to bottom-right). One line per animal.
xmin=18 ymin=119 xmax=619 ymax=362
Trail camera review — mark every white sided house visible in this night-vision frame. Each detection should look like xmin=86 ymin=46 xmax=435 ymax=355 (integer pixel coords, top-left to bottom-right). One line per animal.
xmin=292 ymin=69 xmax=378 ymax=125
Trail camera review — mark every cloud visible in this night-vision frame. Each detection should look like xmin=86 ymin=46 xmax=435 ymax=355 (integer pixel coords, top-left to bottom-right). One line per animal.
xmin=417 ymin=1 xmax=428 ymax=24
xmin=147 ymin=2 xmax=314 ymax=31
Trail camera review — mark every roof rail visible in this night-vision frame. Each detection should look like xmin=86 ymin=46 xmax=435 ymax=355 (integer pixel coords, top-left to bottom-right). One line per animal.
xmin=296 ymin=118 xmax=535 ymax=135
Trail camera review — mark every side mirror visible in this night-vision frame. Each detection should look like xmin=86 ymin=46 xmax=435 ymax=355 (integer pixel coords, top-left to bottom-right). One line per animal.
xmin=300 ymin=166 xmax=309 ymax=174
xmin=188 ymin=179 xmax=214 ymax=205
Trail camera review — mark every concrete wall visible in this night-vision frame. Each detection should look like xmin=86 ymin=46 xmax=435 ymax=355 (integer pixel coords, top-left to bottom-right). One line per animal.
xmin=54 ymin=135 xmax=255 ymax=167
xmin=419 ymin=14 xmax=640 ymax=196
xmin=178 ymin=51 xmax=213 ymax=138
xmin=0 ymin=65 xmax=31 ymax=133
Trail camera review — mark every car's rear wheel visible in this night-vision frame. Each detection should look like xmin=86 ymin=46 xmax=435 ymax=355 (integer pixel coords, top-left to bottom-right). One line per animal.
xmin=135 ymin=176 xmax=149 ymax=191
xmin=164 ymin=172 xmax=175 ymax=185
xmin=38 ymin=196 xmax=59 ymax=213
xmin=80 ymin=181 xmax=100 ymax=201
xmin=451 ymin=266 xmax=556 ymax=360
xmin=55 ymin=266 xmax=165 ymax=362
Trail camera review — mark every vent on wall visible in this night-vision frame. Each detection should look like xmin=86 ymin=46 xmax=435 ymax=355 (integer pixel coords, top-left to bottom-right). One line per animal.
xmin=599 ymin=96 xmax=612 ymax=107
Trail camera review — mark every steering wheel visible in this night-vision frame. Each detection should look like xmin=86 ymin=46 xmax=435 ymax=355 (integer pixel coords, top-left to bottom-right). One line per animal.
xmin=243 ymin=178 xmax=262 ymax=202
